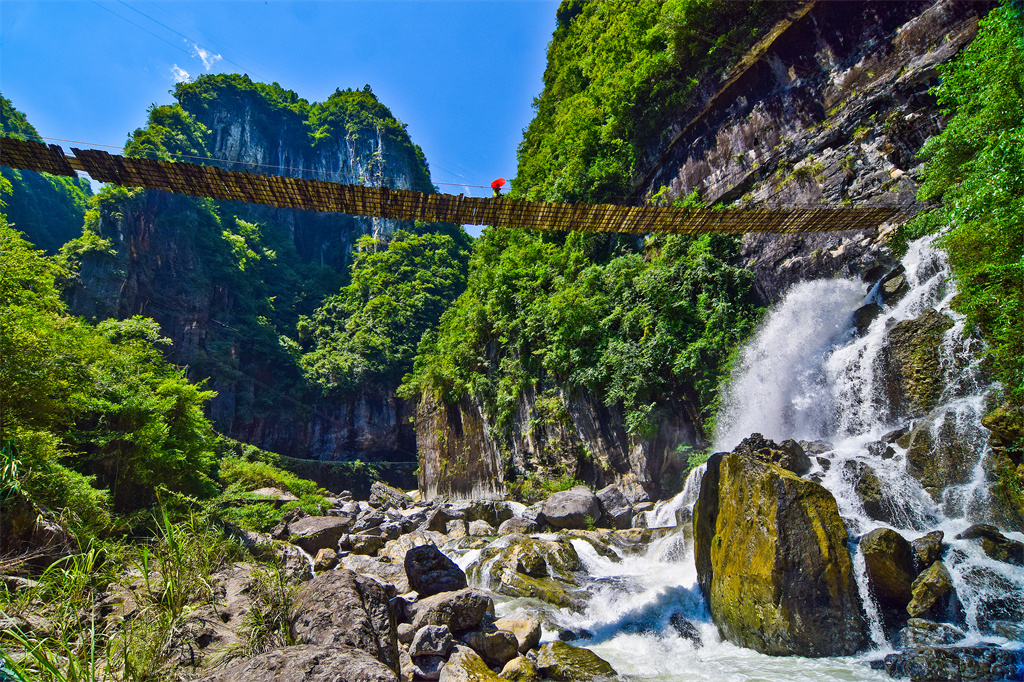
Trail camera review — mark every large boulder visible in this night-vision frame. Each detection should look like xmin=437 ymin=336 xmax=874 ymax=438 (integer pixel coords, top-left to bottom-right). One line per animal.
xmin=459 ymin=629 xmax=519 ymax=668
xmin=493 ymin=613 xmax=542 ymax=653
xmin=534 ymin=641 xmax=617 ymax=681
xmin=445 ymin=500 xmax=515 ymax=528
xmin=595 ymin=485 xmax=633 ymax=530
xmin=542 ymin=487 xmax=601 ymax=530
xmin=861 ymin=528 xmax=916 ymax=617
xmin=340 ymin=555 xmax=410 ymax=594
xmin=895 ymin=618 xmax=965 ymax=648
xmin=733 ymin=434 xmax=812 ymax=476
xmin=409 ymin=588 xmax=493 ymax=634
xmin=404 ymin=544 xmax=468 ymax=597
xmin=906 ymin=561 xmax=957 ymax=622
xmin=369 ymin=481 xmax=410 ymax=510
xmin=290 ymin=569 xmax=399 ymax=673
xmin=911 ymin=530 xmax=945 ymax=570
xmin=465 ymin=535 xmax=584 ymax=609
xmin=192 ymin=644 xmax=398 ymax=682
xmin=694 ymin=451 xmax=867 ymax=656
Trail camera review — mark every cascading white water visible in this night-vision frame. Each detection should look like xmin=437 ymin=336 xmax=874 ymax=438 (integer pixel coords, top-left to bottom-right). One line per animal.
xmin=456 ymin=236 xmax=1022 ymax=680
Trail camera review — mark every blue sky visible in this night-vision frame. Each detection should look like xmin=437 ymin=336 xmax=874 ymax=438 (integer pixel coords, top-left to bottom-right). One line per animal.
xmin=0 ymin=1 xmax=558 ymax=214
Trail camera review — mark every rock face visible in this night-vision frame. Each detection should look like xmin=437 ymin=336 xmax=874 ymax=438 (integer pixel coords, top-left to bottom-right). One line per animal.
xmin=694 ymin=451 xmax=867 ymax=656
xmin=861 ymin=527 xmax=916 ymax=632
xmin=595 ymin=485 xmax=633 ymax=529
xmin=192 ymin=645 xmax=398 ymax=682
xmin=878 ymin=309 xmax=955 ymax=420
xmin=290 ymin=570 xmax=399 ymax=673
xmin=466 ymin=535 xmax=583 ymax=608
xmin=408 ymin=588 xmax=493 ymax=634
xmin=906 ymin=411 xmax=981 ymax=502
xmin=403 ymin=544 xmax=468 ymax=597
xmin=66 ymin=79 xmax=432 ymax=466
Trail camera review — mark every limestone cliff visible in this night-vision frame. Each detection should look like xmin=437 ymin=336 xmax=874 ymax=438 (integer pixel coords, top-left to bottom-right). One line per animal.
xmin=66 ymin=77 xmax=432 ymax=469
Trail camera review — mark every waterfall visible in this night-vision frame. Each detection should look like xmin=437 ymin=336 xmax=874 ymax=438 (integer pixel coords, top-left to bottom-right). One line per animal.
xmin=455 ymin=236 xmax=1020 ymax=680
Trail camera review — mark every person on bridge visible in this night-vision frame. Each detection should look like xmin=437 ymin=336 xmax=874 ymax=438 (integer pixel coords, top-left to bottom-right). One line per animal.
xmin=491 ymin=178 xmax=506 ymax=197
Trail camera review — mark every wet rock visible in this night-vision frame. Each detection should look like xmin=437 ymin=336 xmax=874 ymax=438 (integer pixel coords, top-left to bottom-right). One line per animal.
xmin=861 ymin=527 xmax=916 ymax=611
xmin=733 ymin=434 xmax=812 ymax=475
xmin=542 ymin=486 xmax=601 ymax=530
xmin=370 ymin=481 xmax=410 ymax=510
xmin=192 ymin=644 xmax=398 ymax=682
xmin=877 ymin=265 xmax=909 ymax=305
xmin=668 ymin=613 xmax=702 ymax=647
xmin=468 ymin=520 xmax=497 ymax=537
xmin=911 ymin=530 xmax=945 ymax=571
xmin=883 ymin=645 xmax=1024 ymax=682
xmin=906 ymin=411 xmax=980 ymax=502
xmin=465 ymin=535 xmax=583 ymax=608
xmin=438 ymin=646 xmax=504 ymax=682
xmin=800 ymin=440 xmax=833 ymax=456
xmin=404 ymin=545 xmax=468 ymax=597
xmin=906 ymin=561 xmax=956 ymax=622
xmin=497 ymin=517 xmax=537 ymax=536
xmin=447 ymin=519 xmax=469 ymax=539
xmin=991 ymin=620 xmax=1024 ymax=642
xmin=291 ymin=569 xmax=399 ymax=672
xmin=341 ymin=554 xmax=410 ymax=595
xmin=410 ymin=624 xmax=454 ymax=658
xmin=882 ymin=426 xmax=909 ymax=444
xmin=556 ymin=629 xmax=593 ymax=642
xmin=594 ymin=485 xmax=633 ymax=530
xmin=958 ymin=564 xmax=1024 ymax=632
xmin=493 ymin=614 xmax=541 ymax=653
xmin=865 ymin=440 xmax=896 ymax=460
xmin=853 ymin=302 xmax=882 ymax=336
xmin=313 ymin=548 xmax=338 ymax=572
xmin=694 ymin=451 xmax=867 ymax=656
xmin=409 ymin=588 xmax=493 ymax=634
xmin=844 ymin=461 xmax=898 ymax=527
xmin=499 ymin=656 xmax=541 ymax=682
xmin=879 ymin=309 xmax=954 ymax=419
xmin=534 ymin=641 xmax=617 ymax=681
xmin=894 ymin=618 xmax=965 ymax=647
xmin=459 ymin=629 xmax=519 ymax=667
xmin=955 ymin=524 xmax=1024 ymax=566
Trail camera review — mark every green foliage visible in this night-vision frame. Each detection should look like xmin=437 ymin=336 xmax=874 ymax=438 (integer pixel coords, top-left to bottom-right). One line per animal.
xmin=1 ymin=94 xmax=92 ymax=253
xmin=507 ymin=468 xmax=582 ymax=504
xmin=403 ymin=228 xmax=759 ymax=436
xmin=516 ymin=1 xmax=786 ymax=203
xmin=908 ymin=2 xmax=1024 ymax=403
xmin=219 ymin=457 xmax=322 ymax=498
xmin=1 ymin=223 xmax=218 ymax=515
xmin=301 ymin=227 xmax=471 ymax=394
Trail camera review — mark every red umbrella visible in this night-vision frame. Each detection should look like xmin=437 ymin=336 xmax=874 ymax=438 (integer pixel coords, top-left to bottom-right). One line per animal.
xmin=491 ymin=178 xmax=507 ymax=190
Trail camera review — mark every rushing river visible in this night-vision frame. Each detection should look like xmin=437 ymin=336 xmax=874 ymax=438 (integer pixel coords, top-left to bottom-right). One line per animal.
xmin=455 ymin=236 xmax=1023 ymax=680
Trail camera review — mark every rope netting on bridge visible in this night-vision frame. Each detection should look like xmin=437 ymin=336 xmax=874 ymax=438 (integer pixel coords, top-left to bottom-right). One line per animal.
xmin=1 ymin=136 xmax=902 ymax=234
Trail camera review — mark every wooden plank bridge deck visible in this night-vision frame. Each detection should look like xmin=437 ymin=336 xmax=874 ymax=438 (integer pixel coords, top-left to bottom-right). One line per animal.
xmin=1 ymin=136 xmax=902 ymax=234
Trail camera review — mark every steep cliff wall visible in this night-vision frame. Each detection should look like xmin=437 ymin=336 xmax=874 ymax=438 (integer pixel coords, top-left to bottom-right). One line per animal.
xmin=415 ymin=0 xmax=992 ymax=502
xmin=66 ymin=77 xmax=434 ymax=469
xmin=635 ymin=0 xmax=990 ymax=304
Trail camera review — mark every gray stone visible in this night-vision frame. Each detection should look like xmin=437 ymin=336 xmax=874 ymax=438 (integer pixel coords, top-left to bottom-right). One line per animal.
xmin=861 ymin=527 xmax=916 ymax=610
xmin=459 ymin=628 xmax=519 ymax=667
xmin=291 ymin=569 xmax=399 ymax=672
xmin=733 ymin=433 xmax=812 ymax=475
xmin=499 ymin=656 xmax=541 ymax=682
xmin=468 ymin=520 xmax=496 ymax=537
xmin=340 ymin=554 xmax=410 ymax=594
xmin=542 ymin=486 xmax=601 ymax=530
xmin=409 ymin=588 xmax=493 ymax=634
xmin=369 ymin=481 xmax=410 ymax=510
xmin=192 ymin=644 xmax=398 ymax=682
xmin=412 ymin=654 xmax=446 ymax=681
xmin=404 ymin=544 xmax=468 ymax=597
xmin=956 ymin=523 xmax=1024 ymax=566
xmin=493 ymin=614 xmax=542 ymax=653
xmin=497 ymin=517 xmax=537 ymax=535
xmin=438 ymin=646 xmax=504 ymax=682
xmin=421 ymin=507 xmax=466 ymax=534
xmin=397 ymin=622 xmax=415 ymax=645
xmin=595 ymin=485 xmax=633 ymax=530
xmin=409 ymin=624 xmax=454 ymax=658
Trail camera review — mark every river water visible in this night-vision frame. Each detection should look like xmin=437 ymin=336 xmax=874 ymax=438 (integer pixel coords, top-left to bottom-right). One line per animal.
xmin=456 ymin=236 xmax=1023 ymax=680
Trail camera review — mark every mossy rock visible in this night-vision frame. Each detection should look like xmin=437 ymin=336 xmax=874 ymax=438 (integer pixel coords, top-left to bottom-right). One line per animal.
xmin=878 ymin=308 xmax=954 ymax=419
xmin=694 ymin=452 xmax=867 ymax=656
xmin=906 ymin=410 xmax=981 ymax=503
xmin=534 ymin=641 xmax=617 ymax=681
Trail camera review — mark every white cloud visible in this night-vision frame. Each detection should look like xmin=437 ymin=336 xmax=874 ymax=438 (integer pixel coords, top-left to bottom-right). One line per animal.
xmin=170 ymin=64 xmax=191 ymax=83
xmin=190 ymin=43 xmax=222 ymax=71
